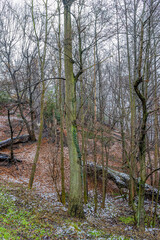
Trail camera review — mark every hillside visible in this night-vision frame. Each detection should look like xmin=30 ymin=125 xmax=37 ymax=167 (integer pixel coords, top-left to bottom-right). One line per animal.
xmin=0 ymin=106 xmax=160 ymax=239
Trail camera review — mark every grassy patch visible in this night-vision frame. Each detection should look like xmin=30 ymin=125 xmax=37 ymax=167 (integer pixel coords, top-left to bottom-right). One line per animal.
xmin=0 ymin=182 xmax=133 ymax=239
xmin=88 ymin=229 xmax=106 ymax=237
xmin=0 ymin=186 xmax=57 ymax=239
xmin=119 ymin=215 xmax=135 ymax=225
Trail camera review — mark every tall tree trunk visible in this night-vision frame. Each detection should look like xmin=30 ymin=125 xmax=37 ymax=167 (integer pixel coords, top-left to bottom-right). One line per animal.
xmin=116 ymin=1 xmax=126 ymax=170
xmin=57 ymin=0 xmax=65 ymax=205
xmin=124 ymin=0 xmax=136 ymax=204
xmin=63 ymin=0 xmax=84 ymax=218
xmin=134 ymin=21 xmax=148 ymax=230
xmin=101 ymin=130 xmax=106 ymax=208
xmin=83 ymin=130 xmax=88 ymax=204
xmin=77 ymin=5 xmax=88 ymax=204
xmin=80 ymin=75 xmax=88 ymax=204
xmin=153 ymin=37 xmax=159 ymax=187
xmin=28 ymin=73 xmax=36 ymax=142
xmin=29 ymin=0 xmax=48 ymax=189
xmin=93 ymin=34 xmax=97 ymax=213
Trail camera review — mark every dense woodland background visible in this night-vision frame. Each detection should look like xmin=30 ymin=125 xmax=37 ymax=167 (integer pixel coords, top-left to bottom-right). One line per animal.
xmin=0 ymin=0 xmax=160 ymax=238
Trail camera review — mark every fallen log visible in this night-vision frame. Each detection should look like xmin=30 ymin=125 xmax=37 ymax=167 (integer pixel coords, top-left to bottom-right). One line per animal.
xmin=0 ymin=153 xmax=21 ymax=164
xmin=0 ymin=153 xmax=10 ymax=161
xmin=87 ymin=162 xmax=160 ymax=201
xmin=0 ymin=135 xmax=30 ymax=150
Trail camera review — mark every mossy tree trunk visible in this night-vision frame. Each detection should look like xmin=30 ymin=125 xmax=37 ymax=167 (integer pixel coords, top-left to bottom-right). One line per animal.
xmin=62 ymin=0 xmax=84 ymax=218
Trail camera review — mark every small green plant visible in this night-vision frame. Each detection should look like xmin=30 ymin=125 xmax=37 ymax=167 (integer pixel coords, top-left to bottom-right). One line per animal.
xmin=145 ymin=214 xmax=155 ymax=227
xmin=0 ymin=91 xmax=10 ymax=103
xmin=16 ymin=113 xmax=21 ymax=118
xmin=88 ymin=229 xmax=104 ymax=237
xmin=44 ymin=91 xmax=60 ymax=125
xmin=70 ymin=222 xmax=81 ymax=231
xmin=87 ymin=131 xmax=95 ymax=139
xmin=119 ymin=215 xmax=135 ymax=225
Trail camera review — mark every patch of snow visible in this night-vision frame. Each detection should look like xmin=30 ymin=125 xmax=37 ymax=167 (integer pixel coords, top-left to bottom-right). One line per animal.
xmin=9 ymin=195 xmax=17 ymax=201
xmin=124 ymin=226 xmax=133 ymax=231
xmin=145 ymin=227 xmax=160 ymax=232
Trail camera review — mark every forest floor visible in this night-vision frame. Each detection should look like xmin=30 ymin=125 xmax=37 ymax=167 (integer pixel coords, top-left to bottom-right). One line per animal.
xmin=0 ymin=180 xmax=160 ymax=240
xmin=0 ymin=108 xmax=160 ymax=239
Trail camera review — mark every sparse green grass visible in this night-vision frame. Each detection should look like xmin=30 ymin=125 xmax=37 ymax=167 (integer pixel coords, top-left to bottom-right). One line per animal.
xmin=0 ymin=182 xmax=133 ymax=239
xmin=88 ymin=229 xmax=107 ymax=237
xmin=0 ymin=185 xmax=57 ymax=239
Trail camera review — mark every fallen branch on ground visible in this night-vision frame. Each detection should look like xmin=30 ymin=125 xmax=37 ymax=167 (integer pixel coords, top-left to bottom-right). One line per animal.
xmin=0 ymin=135 xmax=30 ymax=150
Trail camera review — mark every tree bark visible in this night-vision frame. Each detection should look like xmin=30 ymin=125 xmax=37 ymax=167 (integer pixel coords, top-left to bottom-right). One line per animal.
xmin=63 ymin=0 xmax=84 ymax=218
xmin=58 ymin=0 xmax=65 ymax=205
xmin=28 ymin=0 xmax=48 ymax=189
